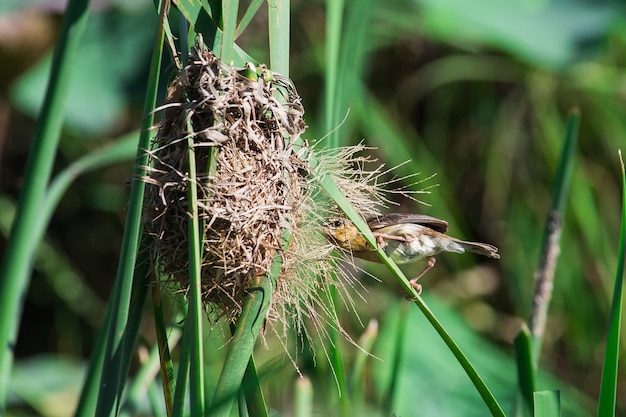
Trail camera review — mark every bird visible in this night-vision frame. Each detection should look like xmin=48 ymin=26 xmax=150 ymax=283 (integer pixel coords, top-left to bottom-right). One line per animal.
xmin=323 ymin=213 xmax=500 ymax=295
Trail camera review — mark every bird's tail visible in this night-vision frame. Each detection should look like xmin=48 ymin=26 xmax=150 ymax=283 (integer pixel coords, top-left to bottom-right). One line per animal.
xmin=454 ymin=239 xmax=500 ymax=259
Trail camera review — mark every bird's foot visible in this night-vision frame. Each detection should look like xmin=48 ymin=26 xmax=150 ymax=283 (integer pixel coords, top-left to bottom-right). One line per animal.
xmin=405 ymin=257 xmax=436 ymax=300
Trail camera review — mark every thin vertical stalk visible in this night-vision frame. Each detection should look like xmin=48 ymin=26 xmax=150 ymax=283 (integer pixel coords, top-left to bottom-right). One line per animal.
xmin=186 ymin=134 xmax=205 ymax=415
xmin=95 ymin=1 xmax=168 ymax=415
xmin=0 ymin=0 xmax=89 ymax=410
xmin=152 ymin=282 xmax=176 ymax=416
xmin=118 ymin=326 xmax=182 ymax=417
xmin=171 ymin=317 xmax=190 ymax=417
xmin=529 ymin=110 xmax=580 ymax=361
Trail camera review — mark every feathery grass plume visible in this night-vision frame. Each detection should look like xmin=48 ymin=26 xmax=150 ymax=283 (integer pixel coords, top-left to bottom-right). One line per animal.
xmin=142 ymin=40 xmax=425 ymax=356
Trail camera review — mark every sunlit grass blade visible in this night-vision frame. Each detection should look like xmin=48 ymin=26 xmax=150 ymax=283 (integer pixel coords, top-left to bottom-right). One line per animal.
xmin=318 ymin=172 xmax=506 ymax=417
xmin=173 ymin=0 xmax=255 ymax=64
xmin=268 ymin=0 xmax=289 ymax=75
xmin=596 ymin=151 xmax=626 ymax=416
xmin=534 ymin=390 xmax=561 ymax=417
xmin=0 ymin=0 xmax=89 ymax=410
xmin=322 ymin=0 xmax=374 ymax=148
xmin=94 ymin=1 xmax=167 ymax=414
xmin=220 ymin=0 xmax=238 ymax=64
xmin=323 ymin=0 xmax=344 ymax=147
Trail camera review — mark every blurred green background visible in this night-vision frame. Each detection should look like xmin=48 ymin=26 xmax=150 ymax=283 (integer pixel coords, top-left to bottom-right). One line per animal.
xmin=1 ymin=0 xmax=625 ymax=415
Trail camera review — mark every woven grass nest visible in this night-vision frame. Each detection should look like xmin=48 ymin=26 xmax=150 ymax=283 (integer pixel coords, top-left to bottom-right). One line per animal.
xmin=143 ymin=41 xmax=409 ymax=341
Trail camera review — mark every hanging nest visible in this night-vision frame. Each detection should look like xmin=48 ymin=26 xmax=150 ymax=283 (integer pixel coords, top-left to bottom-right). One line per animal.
xmin=142 ymin=40 xmax=421 ymax=344
xmin=143 ymin=40 xmax=311 ymax=321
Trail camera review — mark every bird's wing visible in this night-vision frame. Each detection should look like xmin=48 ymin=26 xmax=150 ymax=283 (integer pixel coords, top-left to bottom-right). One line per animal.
xmin=366 ymin=213 xmax=449 ymax=233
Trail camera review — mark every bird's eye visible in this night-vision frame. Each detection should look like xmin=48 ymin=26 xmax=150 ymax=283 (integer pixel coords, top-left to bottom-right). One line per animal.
xmin=325 ymin=218 xmax=344 ymax=229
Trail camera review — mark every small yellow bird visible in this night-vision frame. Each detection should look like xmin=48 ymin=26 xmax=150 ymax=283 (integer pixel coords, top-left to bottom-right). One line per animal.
xmin=324 ymin=213 xmax=500 ymax=294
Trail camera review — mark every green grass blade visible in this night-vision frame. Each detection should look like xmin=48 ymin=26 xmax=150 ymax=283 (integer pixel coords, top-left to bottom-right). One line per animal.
xmin=353 ymin=90 xmax=458 ymax=224
xmin=149 ymin=383 xmax=168 ymax=417
xmin=268 ymin=0 xmax=290 ymax=75
xmin=186 ymin=131 xmax=205 ymax=415
xmin=323 ymin=0 xmax=344 ymax=144
xmin=514 ymin=324 xmax=536 ymax=416
xmin=73 ymin=304 xmax=111 ymax=417
xmin=210 ymin=232 xmax=289 ymax=417
xmin=36 ymin=138 xmax=136 ymax=417
xmin=119 ymin=325 xmax=182 ymax=417
xmin=41 ymin=133 xmax=138 ymax=232
xmin=171 ymin=314 xmax=191 ymax=417
xmin=97 ymin=236 xmax=152 ymax=417
xmin=120 ymin=238 xmax=152 ymax=384
xmin=329 ymin=0 xmax=372 ymax=147
xmin=382 ymin=304 xmax=408 ymax=414
xmin=236 ymin=0 xmax=264 ymax=37
xmin=78 ymin=246 xmax=149 ymax=417
xmin=173 ymin=0 xmax=255 ymax=64
xmin=0 ymin=0 xmax=89 ymax=409
xmin=152 ymin=283 xmax=178 ymax=416
xmin=408 ymin=298 xmax=506 ymax=417
xmin=220 ymin=0 xmax=238 ymax=64
xmin=95 ymin=2 xmax=166 ymax=414
xmin=529 ymin=110 xmax=580 ymax=359
xmin=328 ymin=285 xmax=351 ymax=416
xmin=550 ymin=109 xmax=580 ymax=215
xmin=596 ymin=151 xmax=626 ymax=416
xmin=294 ymin=377 xmax=313 ymax=417
xmin=348 ymin=319 xmax=378 ymax=401
xmin=241 ymin=357 xmax=269 ymax=417
xmin=534 ymin=390 xmax=561 ymax=417
xmin=318 ymin=173 xmax=506 ymax=417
